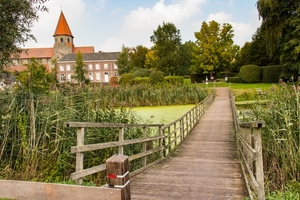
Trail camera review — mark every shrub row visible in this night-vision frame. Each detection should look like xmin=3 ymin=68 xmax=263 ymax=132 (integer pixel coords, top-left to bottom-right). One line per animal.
xmin=227 ymin=65 xmax=282 ymax=83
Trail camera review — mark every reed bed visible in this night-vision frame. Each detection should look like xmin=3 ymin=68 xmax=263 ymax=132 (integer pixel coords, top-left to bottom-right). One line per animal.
xmin=0 ymin=83 xmax=207 ymax=184
xmin=249 ymin=83 xmax=300 ymax=192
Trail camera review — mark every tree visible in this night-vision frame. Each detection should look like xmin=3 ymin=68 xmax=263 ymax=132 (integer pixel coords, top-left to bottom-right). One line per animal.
xmin=150 ymin=22 xmax=182 ymax=75
xmin=15 ymin=58 xmax=53 ymax=94
xmin=72 ymin=51 xmax=88 ymax=85
xmin=191 ymin=20 xmax=237 ymax=75
xmin=0 ymin=0 xmax=48 ymax=72
xmin=257 ymin=0 xmax=300 ymax=79
xmin=129 ymin=45 xmax=149 ymax=69
xmin=116 ymin=45 xmax=131 ymax=75
xmin=177 ymin=41 xmax=196 ymax=76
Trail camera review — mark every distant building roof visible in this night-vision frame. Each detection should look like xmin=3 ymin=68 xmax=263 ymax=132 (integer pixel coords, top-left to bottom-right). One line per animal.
xmin=53 ymin=11 xmax=73 ymax=38
xmin=73 ymin=46 xmax=95 ymax=53
xmin=20 ymin=48 xmax=54 ymax=58
xmin=59 ymin=52 xmax=120 ymax=62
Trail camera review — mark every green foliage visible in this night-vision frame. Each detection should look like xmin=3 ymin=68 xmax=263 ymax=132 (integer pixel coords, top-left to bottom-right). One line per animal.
xmin=132 ymin=77 xmax=149 ymax=85
xmin=191 ymin=20 xmax=237 ymax=74
xmin=150 ymin=22 xmax=182 ymax=75
xmin=149 ymin=71 xmax=164 ymax=84
xmin=227 ymin=77 xmax=242 ymax=83
xmin=116 ymin=45 xmax=131 ymax=75
xmin=72 ymin=51 xmax=88 ymax=85
xmin=14 ymin=58 xmax=53 ymax=94
xmin=119 ymin=73 xmax=135 ymax=85
xmin=131 ymin=67 xmax=152 ymax=77
xmin=177 ymin=41 xmax=196 ymax=76
xmin=0 ymin=0 xmax=48 ymax=70
xmin=164 ymin=76 xmax=184 ymax=85
xmin=239 ymin=65 xmax=262 ymax=83
xmin=266 ymin=181 xmax=300 ymax=200
xmin=249 ymin=84 xmax=300 ymax=191
xmin=262 ymin=65 xmax=282 ymax=83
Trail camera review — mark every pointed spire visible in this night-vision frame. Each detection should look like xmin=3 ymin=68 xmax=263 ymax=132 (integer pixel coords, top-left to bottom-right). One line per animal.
xmin=53 ymin=11 xmax=73 ymax=38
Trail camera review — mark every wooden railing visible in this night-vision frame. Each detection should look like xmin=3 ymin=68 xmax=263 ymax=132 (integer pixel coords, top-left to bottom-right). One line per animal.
xmin=65 ymin=92 xmax=215 ymax=185
xmin=230 ymin=90 xmax=265 ymax=200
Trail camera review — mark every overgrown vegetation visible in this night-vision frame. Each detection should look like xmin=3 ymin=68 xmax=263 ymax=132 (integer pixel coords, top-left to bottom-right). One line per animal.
xmin=241 ymin=83 xmax=300 ymax=196
xmin=0 ymin=83 xmax=207 ymax=184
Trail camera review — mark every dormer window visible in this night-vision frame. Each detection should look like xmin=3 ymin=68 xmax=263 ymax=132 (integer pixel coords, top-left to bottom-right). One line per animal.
xmin=60 ymin=38 xmax=63 ymax=42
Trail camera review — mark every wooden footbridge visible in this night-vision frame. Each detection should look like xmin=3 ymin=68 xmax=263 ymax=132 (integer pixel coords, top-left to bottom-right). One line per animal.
xmin=0 ymin=88 xmax=265 ymax=200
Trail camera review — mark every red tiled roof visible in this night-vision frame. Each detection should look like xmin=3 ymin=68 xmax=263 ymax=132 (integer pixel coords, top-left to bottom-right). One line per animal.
xmin=20 ymin=48 xmax=54 ymax=58
xmin=73 ymin=46 xmax=95 ymax=53
xmin=53 ymin=11 xmax=73 ymax=37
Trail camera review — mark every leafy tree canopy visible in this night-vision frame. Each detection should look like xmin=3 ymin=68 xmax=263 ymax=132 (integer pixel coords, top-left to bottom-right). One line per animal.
xmin=150 ymin=22 xmax=182 ymax=75
xmin=191 ymin=20 xmax=237 ymax=74
xmin=0 ymin=0 xmax=48 ymax=72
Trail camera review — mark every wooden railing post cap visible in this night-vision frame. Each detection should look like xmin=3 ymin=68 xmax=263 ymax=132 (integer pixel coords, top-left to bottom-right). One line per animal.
xmin=107 ymin=154 xmax=128 ymax=163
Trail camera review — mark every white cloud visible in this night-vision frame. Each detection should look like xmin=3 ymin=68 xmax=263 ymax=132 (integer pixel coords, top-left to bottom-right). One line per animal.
xmin=98 ymin=37 xmax=123 ymax=52
xmin=206 ymin=12 xmax=233 ymax=23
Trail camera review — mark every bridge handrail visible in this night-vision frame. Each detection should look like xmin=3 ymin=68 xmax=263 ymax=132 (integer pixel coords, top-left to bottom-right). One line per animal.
xmin=65 ymin=92 xmax=215 ymax=184
xmin=229 ymin=90 xmax=265 ymax=200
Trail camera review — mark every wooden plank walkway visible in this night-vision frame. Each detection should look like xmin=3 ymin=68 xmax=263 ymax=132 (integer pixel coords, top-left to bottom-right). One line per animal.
xmin=130 ymin=87 xmax=247 ymax=200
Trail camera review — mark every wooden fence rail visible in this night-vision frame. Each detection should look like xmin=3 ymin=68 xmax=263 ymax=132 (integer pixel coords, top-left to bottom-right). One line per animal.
xmin=230 ymin=90 xmax=265 ymax=200
xmin=65 ymin=92 xmax=215 ymax=185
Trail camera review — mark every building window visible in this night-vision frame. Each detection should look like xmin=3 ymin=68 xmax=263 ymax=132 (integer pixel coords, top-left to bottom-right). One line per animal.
xmin=96 ymin=73 xmax=100 ymax=80
xmin=88 ymin=64 xmax=93 ymax=70
xmin=60 ymin=74 xmax=65 ymax=82
xmin=66 ymin=65 xmax=71 ymax=71
xmin=114 ymin=64 xmax=118 ymax=69
xmin=95 ymin=64 xmax=100 ymax=70
xmin=89 ymin=72 xmax=93 ymax=80
xmin=104 ymin=63 xmax=108 ymax=69
xmin=60 ymin=38 xmax=63 ymax=42
xmin=60 ymin=65 xmax=64 ymax=71
xmin=114 ymin=72 xmax=118 ymax=76
xmin=67 ymin=38 xmax=70 ymax=43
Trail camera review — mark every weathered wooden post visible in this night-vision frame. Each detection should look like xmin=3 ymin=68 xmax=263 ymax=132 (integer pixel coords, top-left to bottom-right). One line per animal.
xmin=106 ymin=154 xmax=131 ymax=200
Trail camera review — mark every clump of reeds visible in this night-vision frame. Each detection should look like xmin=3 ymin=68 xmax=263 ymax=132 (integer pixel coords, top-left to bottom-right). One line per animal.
xmin=251 ymin=83 xmax=300 ymax=192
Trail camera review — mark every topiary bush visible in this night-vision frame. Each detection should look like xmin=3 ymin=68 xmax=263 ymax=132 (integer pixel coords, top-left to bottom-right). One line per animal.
xmin=239 ymin=65 xmax=262 ymax=83
xmin=164 ymin=76 xmax=184 ymax=85
xmin=119 ymin=73 xmax=135 ymax=85
xmin=132 ymin=77 xmax=149 ymax=85
xmin=262 ymin=65 xmax=282 ymax=83
xmin=149 ymin=71 xmax=164 ymax=84
xmin=109 ymin=76 xmax=119 ymax=86
xmin=227 ymin=77 xmax=243 ymax=83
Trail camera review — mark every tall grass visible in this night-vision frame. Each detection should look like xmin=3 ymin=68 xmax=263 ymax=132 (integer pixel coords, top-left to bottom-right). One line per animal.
xmin=249 ymin=83 xmax=300 ymax=192
xmin=0 ymin=83 xmax=207 ymax=184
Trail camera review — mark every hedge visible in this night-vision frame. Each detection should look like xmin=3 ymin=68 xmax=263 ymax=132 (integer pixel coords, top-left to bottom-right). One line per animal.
xmin=261 ymin=65 xmax=282 ymax=83
xmin=239 ymin=65 xmax=261 ymax=83
xmin=164 ymin=76 xmax=184 ymax=84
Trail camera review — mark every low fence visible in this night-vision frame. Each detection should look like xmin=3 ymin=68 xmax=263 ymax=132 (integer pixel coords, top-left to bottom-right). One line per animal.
xmin=230 ymin=90 xmax=265 ymax=200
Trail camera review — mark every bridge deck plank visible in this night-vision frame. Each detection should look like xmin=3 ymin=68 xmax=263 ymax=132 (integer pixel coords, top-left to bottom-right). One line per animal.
xmin=130 ymin=87 xmax=247 ymax=200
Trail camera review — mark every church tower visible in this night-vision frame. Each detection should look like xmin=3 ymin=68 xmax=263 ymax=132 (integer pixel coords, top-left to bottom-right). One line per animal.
xmin=53 ymin=11 xmax=74 ymax=59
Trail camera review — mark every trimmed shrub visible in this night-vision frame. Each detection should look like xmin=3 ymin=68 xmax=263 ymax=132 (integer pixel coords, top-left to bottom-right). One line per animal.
xmin=119 ymin=73 xmax=135 ymax=85
xmin=164 ymin=76 xmax=184 ymax=85
xmin=133 ymin=77 xmax=149 ymax=85
xmin=131 ymin=67 xmax=152 ymax=77
xmin=109 ymin=76 xmax=119 ymax=86
xmin=227 ymin=77 xmax=243 ymax=83
xmin=149 ymin=71 xmax=164 ymax=84
xmin=239 ymin=65 xmax=262 ymax=83
xmin=262 ymin=65 xmax=282 ymax=83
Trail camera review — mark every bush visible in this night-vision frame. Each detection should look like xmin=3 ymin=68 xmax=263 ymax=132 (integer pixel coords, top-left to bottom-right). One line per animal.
xmin=164 ymin=76 xmax=184 ymax=85
xmin=239 ymin=65 xmax=262 ymax=83
xmin=149 ymin=71 xmax=164 ymax=84
xmin=119 ymin=73 xmax=135 ymax=85
xmin=227 ymin=77 xmax=243 ymax=83
xmin=131 ymin=67 xmax=152 ymax=77
xmin=262 ymin=65 xmax=282 ymax=83
xmin=109 ymin=76 xmax=119 ymax=86
xmin=133 ymin=77 xmax=149 ymax=85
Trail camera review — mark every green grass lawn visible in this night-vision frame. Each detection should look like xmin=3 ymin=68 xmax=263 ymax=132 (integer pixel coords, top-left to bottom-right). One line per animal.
xmin=133 ymin=104 xmax=195 ymax=124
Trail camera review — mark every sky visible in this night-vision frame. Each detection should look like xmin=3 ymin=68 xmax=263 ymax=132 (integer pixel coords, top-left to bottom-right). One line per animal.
xmin=25 ymin=0 xmax=261 ymax=52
